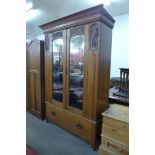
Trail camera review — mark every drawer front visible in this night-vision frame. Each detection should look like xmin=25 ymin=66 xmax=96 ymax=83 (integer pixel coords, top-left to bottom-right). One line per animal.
xmin=99 ymin=146 xmax=115 ymax=155
xmin=64 ymin=111 xmax=93 ymax=143
xmin=102 ymin=124 xmax=129 ymax=146
xmin=103 ymin=116 xmax=129 ymax=133
xmin=46 ymin=104 xmax=65 ymax=128
xmin=101 ymin=136 xmax=129 ymax=155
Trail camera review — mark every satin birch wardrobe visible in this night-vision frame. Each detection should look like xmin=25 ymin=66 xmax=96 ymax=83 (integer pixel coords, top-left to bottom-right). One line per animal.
xmin=39 ymin=4 xmax=115 ymax=148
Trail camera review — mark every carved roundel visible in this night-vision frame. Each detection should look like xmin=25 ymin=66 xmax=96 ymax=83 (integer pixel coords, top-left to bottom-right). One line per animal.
xmin=45 ymin=35 xmax=49 ymax=52
xmin=89 ymin=23 xmax=98 ymax=50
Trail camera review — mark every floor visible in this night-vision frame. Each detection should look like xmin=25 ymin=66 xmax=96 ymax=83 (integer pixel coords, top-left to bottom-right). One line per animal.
xmin=26 ymin=112 xmax=99 ymax=155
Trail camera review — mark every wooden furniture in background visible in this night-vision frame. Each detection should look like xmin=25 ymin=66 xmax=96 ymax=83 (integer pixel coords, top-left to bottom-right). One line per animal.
xmin=110 ymin=77 xmax=120 ymax=88
xmin=109 ymin=68 xmax=129 ymax=106
xmin=26 ymin=40 xmax=45 ymax=119
xmin=39 ymin=4 xmax=115 ymax=148
xmin=119 ymin=68 xmax=129 ymax=94
xmin=109 ymin=88 xmax=129 ymax=106
xmin=99 ymin=104 xmax=129 ymax=155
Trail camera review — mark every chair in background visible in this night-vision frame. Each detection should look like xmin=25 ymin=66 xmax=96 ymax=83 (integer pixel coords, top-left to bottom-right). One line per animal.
xmin=109 ymin=68 xmax=129 ymax=106
xmin=117 ymin=68 xmax=129 ymax=97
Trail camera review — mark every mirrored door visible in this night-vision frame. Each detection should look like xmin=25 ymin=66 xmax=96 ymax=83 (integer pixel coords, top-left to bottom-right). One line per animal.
xmin=52 ymin=31 xmax=64 ymax=105
xmin=68 ymin=27 xmax=85 ymax=111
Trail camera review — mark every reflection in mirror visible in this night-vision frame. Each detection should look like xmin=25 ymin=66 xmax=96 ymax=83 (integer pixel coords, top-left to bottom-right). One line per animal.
xmin=52 ymin=39 xmax=63 ymax=102
xmin=69 ymin=35 xmax=84 ymax=110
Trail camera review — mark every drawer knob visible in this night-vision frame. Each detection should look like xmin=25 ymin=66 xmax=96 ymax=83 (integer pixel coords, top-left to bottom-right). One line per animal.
xmin=76 ymin=124 xmax=83 ymax=130
xmin=119 ymin=147 xmax=123 ymax=152
xmin=112 ymin=129 xmax=116 ymax=132
xmin=122 ymin=125 xmax=127 ymax=128
xmin=106 ymin=142 xmax=123 ymax=153
xmin=51 ymin=111 xmax=56 ymax=116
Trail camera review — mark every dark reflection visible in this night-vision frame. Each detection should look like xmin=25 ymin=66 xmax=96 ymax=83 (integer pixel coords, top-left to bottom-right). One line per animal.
xmin=69 ymin=35 xmax=84 ymax=110
xmin=52 ymin=39 xmax=63 ymax=102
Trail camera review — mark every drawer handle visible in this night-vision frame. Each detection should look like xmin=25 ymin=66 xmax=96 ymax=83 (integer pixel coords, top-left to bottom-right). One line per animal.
xmin=112 ymin=129 xmax=116 ymax=132
xmin=122 ymin=125 xmax=127 ymax=128
xmin=118 ymin=147 xmax=123 ymax=152
xmin=107 ymin=142 xmax=123 ymax=153
xmin=76 ymin=124 xmax=83 ymax=130
xmin=51 ymin=111 xmax=56 ymax=116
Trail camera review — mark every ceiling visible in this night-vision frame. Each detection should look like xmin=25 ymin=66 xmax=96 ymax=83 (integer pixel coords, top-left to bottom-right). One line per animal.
xmin=26 ymin=0 xmax=129 ymax=39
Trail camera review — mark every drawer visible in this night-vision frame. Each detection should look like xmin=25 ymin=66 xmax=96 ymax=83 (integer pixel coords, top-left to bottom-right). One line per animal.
xmin=102 ymin=124 xmax=129 ymax=146
xmin=46 ymin=104 xmax=65 ymax=128
xmin=99 ymin=146 xmax=115 ymax=155
xmin=101 ymin=136 xmax=129 ymax=155
xmin=64 ymin=111 xmax=93 ymax=143
xmin=103 ymin=116 xmax=129 ymax=133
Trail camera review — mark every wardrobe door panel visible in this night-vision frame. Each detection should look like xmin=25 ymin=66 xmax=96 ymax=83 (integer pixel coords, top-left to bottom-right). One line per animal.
xmin=35 ymin=73 xmax=41 ymax=112
xmin=66 ymin=26 xmax=88 ymax=115
xmin=27 ymin=40 xmax=44 ymax=119
xmin=69 ymin=35 xmax=84 ymax=110
xmin=45 ymin=34 xmax=52 ymax=104
xmin=52 ymin=38 xmax=64 ymax=103
xmin=51 ymin=31 xmax=66 ymax=108
xmin=28 ymin=41 xmax=40 ymax=70
xmin=29 ymin=72 xmax=35 ymax=111
xmin=45 ymin=53 xmax=52 ymax=103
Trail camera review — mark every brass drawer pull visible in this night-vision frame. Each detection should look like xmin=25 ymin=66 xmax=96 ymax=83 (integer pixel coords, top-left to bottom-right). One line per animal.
xmin=76 ymin=124 xmax=83 ymax=130
xmin=107 ymin=142 xmax=123 ymax=153
xmin=112 ymin=129 xmax=116 ymax=132
xmin=122 ymin=125 xmax=127 ymax=128
xmin=51 ymin=111 xmax=56 ymax=116
xmin=118 ymin=147 xmax=123 ymax=152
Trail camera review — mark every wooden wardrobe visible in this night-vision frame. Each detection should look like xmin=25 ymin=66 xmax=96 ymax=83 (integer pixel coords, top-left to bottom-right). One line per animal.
xmin=40 ymin=4 xmax=115 ymax=148
xmin=26 ymin=40 xmax=45 ymax=119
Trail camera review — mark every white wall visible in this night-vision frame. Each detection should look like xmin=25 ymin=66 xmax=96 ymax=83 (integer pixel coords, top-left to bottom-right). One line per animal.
xmin=110 ymin=13 xmax=129 ymax=77
xmin=26 ymin=34 xmax=45 ymax=42
xmin=36 ymin=34 xmax=45 ymax=40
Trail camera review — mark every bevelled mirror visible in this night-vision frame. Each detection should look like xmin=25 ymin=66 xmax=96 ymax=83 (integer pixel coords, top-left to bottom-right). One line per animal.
xmin=52 ymin=38 xmax=63 ymax=103
xmin=69 ymin=35 xmax=84 ymax=110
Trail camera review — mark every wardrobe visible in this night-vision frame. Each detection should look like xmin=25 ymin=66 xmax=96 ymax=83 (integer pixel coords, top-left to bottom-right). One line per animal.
xmin=40 ymin=4 xmax=115 ymax=148
xmin=26 ymin=40 xmax=45 ymax=119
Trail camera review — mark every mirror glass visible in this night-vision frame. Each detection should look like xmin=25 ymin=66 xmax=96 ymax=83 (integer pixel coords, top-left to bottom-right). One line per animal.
xmin=52 ymin=39 xmax=63 ymax=102
xmin=69 ymin=35 xmax=84 ymax=110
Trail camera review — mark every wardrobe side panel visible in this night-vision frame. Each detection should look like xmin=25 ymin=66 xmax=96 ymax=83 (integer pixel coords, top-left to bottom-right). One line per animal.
xmin=97 ymin=22 xmax=112 ymax=119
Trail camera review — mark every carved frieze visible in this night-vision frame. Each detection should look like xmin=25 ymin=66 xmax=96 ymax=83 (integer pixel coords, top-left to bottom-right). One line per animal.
xmin=89 ymin=23 xmax=98 ymax=50
xmin=45 ymin=35 xmax=49 ymax=52
xmin=70 ymin=26 xmax=84 ymax=36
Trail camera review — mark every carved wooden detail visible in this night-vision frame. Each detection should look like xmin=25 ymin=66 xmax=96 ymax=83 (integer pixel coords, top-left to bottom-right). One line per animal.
xmin=89 ymin=23 xmax=98 ymax=50
xmin=45 ymin=35 xmax=49 ymax=52
xmin=53 ymin=31 xmax=63 ymax=40
xmin=70 ymin=26 xmax=84 ymax=36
